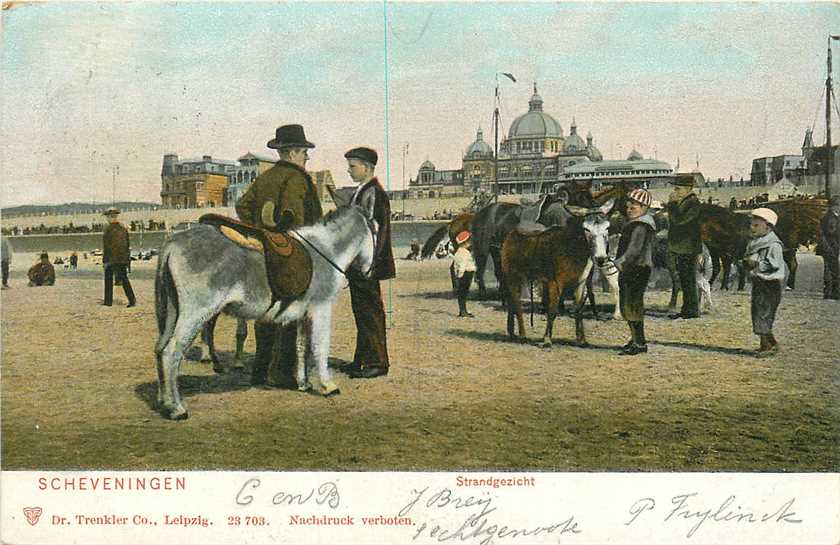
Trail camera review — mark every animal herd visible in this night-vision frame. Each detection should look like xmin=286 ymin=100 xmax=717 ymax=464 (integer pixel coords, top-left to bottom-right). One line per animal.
xmin=151 ymin=187 xmax=826 ymax=419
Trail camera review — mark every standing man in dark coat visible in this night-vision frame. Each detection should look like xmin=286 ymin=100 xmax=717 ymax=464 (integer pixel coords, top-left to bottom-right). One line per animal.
xmin=102 ymin=208 xmax=136 ymax=307
xmin=342 ymin=147 xmax=395 ymax=379
xmin=1 ymin=235 xmax=12 ymax=289
xmin=235 ymin=124 xmax=323 ymax=388
xmin=820 ymin=195 xmax=840 ymax=300
xmin=665 ymin=174 xmax=702 ymax=319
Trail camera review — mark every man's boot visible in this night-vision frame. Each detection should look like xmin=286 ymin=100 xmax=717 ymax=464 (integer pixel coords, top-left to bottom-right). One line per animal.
xmin=250 ymin=322 xmax=275 ymax=386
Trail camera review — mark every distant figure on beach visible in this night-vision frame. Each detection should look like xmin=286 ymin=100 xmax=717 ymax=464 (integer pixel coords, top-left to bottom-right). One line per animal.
xmin=69 ymin=252 xmax=78 ymax=270
xmin=102 ymin=207 xmax=136 ymax=307
xmin=27 ymin=252 xmax=55 ymax=287
xmin=820 ymin=195 xmax=840 ymax=300
xmin=1 ymin=235 xmax=12 ymax=289
xmin=405 ymin=239 xmax=421 ymax=261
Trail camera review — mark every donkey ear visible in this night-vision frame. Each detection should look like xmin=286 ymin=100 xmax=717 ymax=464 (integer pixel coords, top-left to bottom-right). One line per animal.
xmin=565 ymin=204 xmax=589 ymax=217
xmin=599 ymin=198 xmax=615 ymax=216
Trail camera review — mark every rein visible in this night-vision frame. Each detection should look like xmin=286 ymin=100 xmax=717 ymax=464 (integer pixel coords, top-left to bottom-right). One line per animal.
xmin=289 ymin=228 xmax=352 ymax=278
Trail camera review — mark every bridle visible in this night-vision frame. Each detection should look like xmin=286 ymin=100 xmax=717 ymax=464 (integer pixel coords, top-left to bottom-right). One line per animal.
xmin=288 ymin=210 xmax=377 ymax=280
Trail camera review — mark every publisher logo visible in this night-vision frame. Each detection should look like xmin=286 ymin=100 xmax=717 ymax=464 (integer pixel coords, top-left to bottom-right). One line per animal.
xmin=23 ymin=507 xmax=43 ymax=526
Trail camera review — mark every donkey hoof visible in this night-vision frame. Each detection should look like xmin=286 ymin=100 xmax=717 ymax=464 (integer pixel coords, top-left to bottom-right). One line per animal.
xmin=212 ymin=363 xmax=226 ymax=374
xmin=540 ymin=340 xmax=552 ymax=349
xmin=321 ymin=382 xmax=341 ymax=397
xmin=297 ymin=381 xmax=313 ymax=392
xmin=167 ymin=407 xmax=189 ymax=421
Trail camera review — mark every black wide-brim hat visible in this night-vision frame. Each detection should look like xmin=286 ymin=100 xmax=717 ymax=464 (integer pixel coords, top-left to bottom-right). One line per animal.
xmin=103 ymin=207 xmax=121 ymax=216
xmin=267 ymin=124 xmax=315 ymax=150
xmin=344 ymin=147 xmax=378 ymax=166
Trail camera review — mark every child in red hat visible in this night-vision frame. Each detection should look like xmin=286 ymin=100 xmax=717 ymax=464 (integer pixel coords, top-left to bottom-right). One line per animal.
xmin=452 ymin=231 xmax=477 ymax=317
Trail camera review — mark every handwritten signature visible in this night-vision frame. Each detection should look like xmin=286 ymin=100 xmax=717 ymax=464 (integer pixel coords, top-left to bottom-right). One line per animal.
xmin=626 ymin=492 xmax=802 ymax=538
xmin=234 ymin=478 xmax=340 ymax=509
xmin=399 ymin=486 xmax=581 ymax=545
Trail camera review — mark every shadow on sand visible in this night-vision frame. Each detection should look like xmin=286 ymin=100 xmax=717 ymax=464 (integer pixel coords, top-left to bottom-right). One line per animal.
xmin=444 ymin=327 xmax=620 ymax=350
xmin=651 ymin=340 xmax=756 ymax=357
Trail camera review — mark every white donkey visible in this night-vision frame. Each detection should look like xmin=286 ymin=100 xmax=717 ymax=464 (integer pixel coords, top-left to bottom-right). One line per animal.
xmin=154 ymin=202 xmax=377 ymax=420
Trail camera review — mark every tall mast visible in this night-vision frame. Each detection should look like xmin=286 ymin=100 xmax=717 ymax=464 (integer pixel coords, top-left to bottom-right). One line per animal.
xmin=827 ymin=36 xmax=833 ymax=199
xmin=494 ymin=78 xmax=499 ymax=201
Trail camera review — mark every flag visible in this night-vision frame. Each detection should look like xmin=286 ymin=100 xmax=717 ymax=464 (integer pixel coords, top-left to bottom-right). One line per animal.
xmin=500 ymin=72 xmax=517 ymax=83
xmin=832 ymin=35 xmax=840 ymax=40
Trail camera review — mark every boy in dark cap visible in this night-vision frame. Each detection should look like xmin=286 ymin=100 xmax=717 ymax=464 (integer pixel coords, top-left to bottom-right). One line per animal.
xmin=342 ymin=147 xmax=394 ymax=379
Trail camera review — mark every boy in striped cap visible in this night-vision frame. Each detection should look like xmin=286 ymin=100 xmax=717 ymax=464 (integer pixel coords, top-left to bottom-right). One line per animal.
xmin=613 ymin=188 xmax=657 ymax=355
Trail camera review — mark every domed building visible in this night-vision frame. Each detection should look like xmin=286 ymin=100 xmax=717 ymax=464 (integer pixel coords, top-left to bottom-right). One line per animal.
xmin=408 ymin=83 xmax=665 ymax=198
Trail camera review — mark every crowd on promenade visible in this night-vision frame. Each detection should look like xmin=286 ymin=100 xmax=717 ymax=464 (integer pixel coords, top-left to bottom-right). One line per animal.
xmin=2 ymin=219 xmax=168 ymax=237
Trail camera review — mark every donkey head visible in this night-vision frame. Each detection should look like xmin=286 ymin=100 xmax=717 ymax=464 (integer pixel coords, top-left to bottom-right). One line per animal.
xmin=568 ymin=199 xmax=613 ymax=266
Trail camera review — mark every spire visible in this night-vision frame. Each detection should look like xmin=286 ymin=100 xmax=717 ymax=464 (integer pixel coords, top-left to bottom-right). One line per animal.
xmin=476 ymin=127 xmax=484 ymax=141
xmin=586 ymin=130 xmax=593 ymax=146
xmin=528 ymin=82 xmax=543 ymax=112
xmin=570 ymin=117 xmax=577 ymax=135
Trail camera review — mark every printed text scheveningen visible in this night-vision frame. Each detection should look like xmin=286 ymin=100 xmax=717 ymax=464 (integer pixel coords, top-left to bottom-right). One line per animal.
xmin=38 ymin=475 xmax=186 ymax=491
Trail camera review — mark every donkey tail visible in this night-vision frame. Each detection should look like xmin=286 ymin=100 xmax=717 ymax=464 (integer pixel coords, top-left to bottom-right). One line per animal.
xmin=154 ymin=245 xmax=179 ymax=342
xmin=421 ymin=225 xmax=449 ymax=260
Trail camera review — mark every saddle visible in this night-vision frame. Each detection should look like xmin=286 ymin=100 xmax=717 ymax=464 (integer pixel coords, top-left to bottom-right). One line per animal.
xmin=514 ymin=221 xmax=548 ymax=236
xmin=520 ymin=194 xmax=550 ymax=224
xmin=199 ymin=214 xmax=313 ymax=300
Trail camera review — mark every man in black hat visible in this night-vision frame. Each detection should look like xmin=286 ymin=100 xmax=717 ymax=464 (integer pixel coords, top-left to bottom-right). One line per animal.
xmin=102 ymin=208 xmax=136 ymax=307
xmin=236 ymin=124 xmax=324 ymax=388
xmin=665 ymin=174 xmax=702 ymax=318
xmin=341 ymin=147 xmax=394 ymax=379
xmin=820 ymin=195 xmax=840 ymax=299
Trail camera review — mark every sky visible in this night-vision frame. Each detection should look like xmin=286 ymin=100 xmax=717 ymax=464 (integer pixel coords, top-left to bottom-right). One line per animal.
xmin=1 ymin=1 xmax=839 ymax=207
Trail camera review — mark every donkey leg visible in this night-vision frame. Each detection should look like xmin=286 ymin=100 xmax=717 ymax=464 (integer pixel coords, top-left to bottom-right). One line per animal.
xmin=295 ymin=318 xmax=313 ymax=392
xmin=308 ymin=305 xmax=339 ymax=397
xmin=475 ymin=250 xmax=488 ymax=299
xmin=159 ymin=315 xmax=206 ymax=420
xmin=607 ymin=267 xmax=622 ymax=320
xmin=233 ymin=318 xmax=248 ymax=368
xmin=201 ymin=314 xmax=225 ymax=373
xmin=573 ymin=282 xmax=589 ymax=347
xmin=541 ymin=281 xmax=559 ymax=348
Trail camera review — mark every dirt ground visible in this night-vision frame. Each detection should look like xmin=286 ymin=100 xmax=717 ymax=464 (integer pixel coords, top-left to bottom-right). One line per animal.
xmin=1 ymin=252 xmax=838 ymax=471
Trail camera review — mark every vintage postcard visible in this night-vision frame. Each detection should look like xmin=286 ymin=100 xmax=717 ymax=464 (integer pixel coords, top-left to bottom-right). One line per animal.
xmin=1 ymin=1 xmax=839 ymax=544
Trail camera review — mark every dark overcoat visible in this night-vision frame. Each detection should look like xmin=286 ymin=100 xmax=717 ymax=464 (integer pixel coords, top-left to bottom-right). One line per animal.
xmin=820 ymin=209 xmax=840 ymax=256
xmin=666 ymin=192 xmax=702 ymax=255
xmin=103 ymin=222 xmax=131 ymax=265
xmin=235 ymin=160 xmax=323 ymax=230
xmin=352 ymin=177 xmax=395 ymax=280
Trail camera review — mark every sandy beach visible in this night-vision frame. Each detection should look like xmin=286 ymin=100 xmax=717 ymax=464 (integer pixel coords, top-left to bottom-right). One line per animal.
xmin=1 ymin=251 xmax=838 ymax=471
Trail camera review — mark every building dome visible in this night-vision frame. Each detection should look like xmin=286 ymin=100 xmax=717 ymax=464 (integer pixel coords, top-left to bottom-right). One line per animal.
xmin=507 ymin=84 xmax=563 ymax=139
xmin=465 ymin=128 xmax=493 ymax=158
xmin=586 ymin=131 xmax=603 ymax=161
xmin=563 ymin=118 xmax=586 ymax=152
xmin=627 ymin=149 xmax=643 ymax=161
xmin=419 ymin=159 xmax=436 ymax=171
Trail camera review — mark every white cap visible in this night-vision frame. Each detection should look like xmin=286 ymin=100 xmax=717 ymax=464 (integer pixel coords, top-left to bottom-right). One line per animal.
xmin=751 ymin=207 xmax=778 ymax=226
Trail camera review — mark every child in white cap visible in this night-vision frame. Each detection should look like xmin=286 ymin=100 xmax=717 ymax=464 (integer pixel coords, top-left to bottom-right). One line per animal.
xmin=452 ymin=231 xmax=477 ymax=317
xmin=743 ymin=207 xmax=786 ymax=357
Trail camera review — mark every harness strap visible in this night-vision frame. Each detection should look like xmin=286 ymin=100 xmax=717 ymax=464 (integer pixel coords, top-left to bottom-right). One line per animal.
xmin=289 ymin=227 xmax=349 ymax=278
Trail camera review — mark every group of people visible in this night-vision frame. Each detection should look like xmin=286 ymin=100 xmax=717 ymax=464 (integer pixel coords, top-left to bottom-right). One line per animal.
xmin=610 ymin=176 xmax=838 ymax=357
xmin=234 ymin=124 xmax=394 ymax=386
